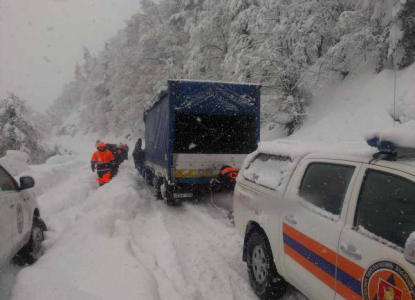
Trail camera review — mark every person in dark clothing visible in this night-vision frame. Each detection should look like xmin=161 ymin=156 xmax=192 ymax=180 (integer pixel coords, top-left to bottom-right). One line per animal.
xmin=120 ymin=144 xmax=129 ymax=161
xmin=106 ymin=143 xmax=122 ymax=177
xmin=115 ymin=145 xmax=124 ymax=164
xmin=133 ymin=138 xmax=145 ymax=175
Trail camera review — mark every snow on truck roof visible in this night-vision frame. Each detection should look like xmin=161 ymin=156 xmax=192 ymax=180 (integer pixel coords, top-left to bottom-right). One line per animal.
xmin=144 ymin=79 xmax=261 ymax=116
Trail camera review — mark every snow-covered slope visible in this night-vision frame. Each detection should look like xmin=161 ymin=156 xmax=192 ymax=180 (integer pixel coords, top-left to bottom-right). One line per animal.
xmin=290 ymin=63 xmax=415 ymax=144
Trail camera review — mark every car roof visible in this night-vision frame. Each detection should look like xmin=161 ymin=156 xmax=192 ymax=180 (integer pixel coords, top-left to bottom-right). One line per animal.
xmin=255 ymin=139 xmax=373 ymax=162
xmin=301 ymin=149 xmax=415 ymax=176
xmin=254 ymin=140 xmax=415 ymax=176
xmin=373 ymin=159 xmax=415 ymax=176
xmin=303 ymin=151 xmax=373 ymax=164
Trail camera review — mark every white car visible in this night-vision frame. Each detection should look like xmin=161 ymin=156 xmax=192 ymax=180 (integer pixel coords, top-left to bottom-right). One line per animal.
xmin=234 ymin=139 xmax=415 ymax=300
xmin=0 ymin=164 xmax=47 ymax=269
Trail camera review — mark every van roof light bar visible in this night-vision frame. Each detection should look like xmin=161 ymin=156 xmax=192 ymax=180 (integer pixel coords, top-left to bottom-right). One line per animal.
xmin=367 ymin=137 xmax=415 ymax=161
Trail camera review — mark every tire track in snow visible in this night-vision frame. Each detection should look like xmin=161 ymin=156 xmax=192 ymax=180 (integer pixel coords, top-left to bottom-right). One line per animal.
xmin=4 ymin=160 xmax=305 ymax=300
xmin=128 ymin=179 xmax=198 ymax=300
xmin=159 ymin=203 xmax=257 ymax=300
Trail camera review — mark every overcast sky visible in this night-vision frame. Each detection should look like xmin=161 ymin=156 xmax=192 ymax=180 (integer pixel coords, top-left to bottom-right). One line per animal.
xmin=0 ymin=0 xmax=141 ymax=112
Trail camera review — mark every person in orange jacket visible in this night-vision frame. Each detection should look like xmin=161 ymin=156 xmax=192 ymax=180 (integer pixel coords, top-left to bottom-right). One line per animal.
xmin=210 ymin=165 xmax=239 ymax=192
xmin=91 ymin=142 xmax=115 ymax=186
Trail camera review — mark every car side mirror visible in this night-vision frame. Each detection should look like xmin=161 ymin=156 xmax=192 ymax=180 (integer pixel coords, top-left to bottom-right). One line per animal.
xmin=20 ymin=176 xmax=35 ymax=190
xmin=404 ymin=234 xmax=415 ymax=265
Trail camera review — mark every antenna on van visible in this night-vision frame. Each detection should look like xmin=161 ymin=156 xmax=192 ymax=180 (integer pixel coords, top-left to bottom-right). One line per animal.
xmin=393 ymin=5 xmax=398 ymax=128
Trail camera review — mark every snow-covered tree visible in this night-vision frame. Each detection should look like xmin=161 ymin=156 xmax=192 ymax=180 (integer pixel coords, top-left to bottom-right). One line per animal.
xmin=50 ymin=0 xmax=413 ymax=137
xmin=398 ymin=0 xmax=415 ymax=68
xmin=0 ymin=94 xmax=53 ymax=163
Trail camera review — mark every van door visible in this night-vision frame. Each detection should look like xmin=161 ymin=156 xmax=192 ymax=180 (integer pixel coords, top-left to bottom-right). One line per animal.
xmin=235 ymin=153 xmax=295 ymax=275
xmin=336 ymin=166 xmax=415 ymax=300
xmin=0 ymin=167 xmax=31 ymax=251
xmin=0 ymin=173 xmax=16 ymax=267
xmin=282 ymin=159 xmax=361 ymax=300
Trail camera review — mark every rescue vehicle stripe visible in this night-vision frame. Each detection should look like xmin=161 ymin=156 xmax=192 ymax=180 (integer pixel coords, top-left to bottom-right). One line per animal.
xmin=337 ymin=255 xmax=365 ymax=282
xmin=283 ymin=243 xmax=336 ymax=290
xmin=283 ymin=223 xmax=364 ymax=281
xmin=283 ymin=223 xmax=337 ymax=266
xmin=336 ymin=281 xmax=363 ymax=300
xmin=336 ymin=267 xmax=362 ymax=296
xmin=283 ymin=223 xmax=364 ymax=298
xmin=283 ymin=233 xmax=336 ymax=278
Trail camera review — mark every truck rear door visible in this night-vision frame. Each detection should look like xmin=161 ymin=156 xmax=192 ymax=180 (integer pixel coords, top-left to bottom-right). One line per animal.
xmin=282 ymin=159 xmax=361 ymax=300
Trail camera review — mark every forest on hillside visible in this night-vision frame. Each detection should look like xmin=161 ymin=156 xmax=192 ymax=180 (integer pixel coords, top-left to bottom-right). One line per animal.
xmin=50 ymin=0 xmax=414 ymax=138
xmin=3 ymin=0 xmax=414 ymax=162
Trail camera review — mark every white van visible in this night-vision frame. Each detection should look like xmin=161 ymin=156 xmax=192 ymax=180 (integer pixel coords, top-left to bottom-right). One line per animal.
xmin=0 ymin=164 xmax=47 ymax=269
xmin=234 ymin=139 xmax=415 ymax=300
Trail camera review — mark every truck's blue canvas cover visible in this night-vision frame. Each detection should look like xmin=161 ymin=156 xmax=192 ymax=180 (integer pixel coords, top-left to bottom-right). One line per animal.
xmin=144 ymin=93 xmax=172 ymax=170
xmin=169 ymin=80 xmax=260 ymax=115
xmin=144 ymin=80 xmax=261 ymax=180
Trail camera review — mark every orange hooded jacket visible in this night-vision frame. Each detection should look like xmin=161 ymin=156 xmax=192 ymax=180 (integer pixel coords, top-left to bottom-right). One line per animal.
xmin=91 ymin=150 xmax=114 ymax=166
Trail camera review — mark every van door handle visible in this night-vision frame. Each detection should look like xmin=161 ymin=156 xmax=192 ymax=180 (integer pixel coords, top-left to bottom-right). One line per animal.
xmin=340 ymin=243 xmax=362 ymax=260
xmin=284 ymin=214 xmax=297 ymax=225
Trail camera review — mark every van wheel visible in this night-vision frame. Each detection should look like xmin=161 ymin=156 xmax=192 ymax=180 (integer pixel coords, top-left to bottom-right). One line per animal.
xmin=246 ymin=230 xmax=287 ymax=299
xmin=13 ymin=216 xmax=47 ymax=266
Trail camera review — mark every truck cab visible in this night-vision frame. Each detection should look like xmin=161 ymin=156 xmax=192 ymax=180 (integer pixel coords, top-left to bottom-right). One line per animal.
xmin=234 ymin=140 xmax=415 ymax=300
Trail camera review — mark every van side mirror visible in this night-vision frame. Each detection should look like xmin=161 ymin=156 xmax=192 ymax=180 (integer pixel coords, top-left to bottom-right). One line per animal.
xmin=20 ymin=176 xmax=35 ymax=190
xmin=405 ymin=234 xmax=415 ymax=265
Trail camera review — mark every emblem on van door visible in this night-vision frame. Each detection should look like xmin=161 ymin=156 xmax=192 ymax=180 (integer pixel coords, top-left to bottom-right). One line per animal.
xmin=362 ymin=260 xmax=415 ymax=300
xmin=16 ymin=204 xmax=23 ymax=234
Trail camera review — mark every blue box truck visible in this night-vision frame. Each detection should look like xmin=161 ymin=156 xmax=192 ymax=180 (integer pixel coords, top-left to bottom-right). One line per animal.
xmin=143 ymin=80 xmax=260 ymax=204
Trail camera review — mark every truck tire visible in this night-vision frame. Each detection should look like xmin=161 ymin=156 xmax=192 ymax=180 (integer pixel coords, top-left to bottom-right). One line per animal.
xmin=246 ymin=230 xmax=287 ymax=299
xmin=13 ymin=216 xmax=47 ymax=266
xmin=166 ymin=198 xmax=182 ymax=206
xmin=144 ymin=169 xmax=153 ymax=186
xmin=154 ymin=177 xmax=163 ymax=200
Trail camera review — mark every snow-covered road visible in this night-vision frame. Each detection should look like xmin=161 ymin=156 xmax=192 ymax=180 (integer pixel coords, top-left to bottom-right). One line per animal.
xmin=0 ymin=155 xmax=305 ymax=300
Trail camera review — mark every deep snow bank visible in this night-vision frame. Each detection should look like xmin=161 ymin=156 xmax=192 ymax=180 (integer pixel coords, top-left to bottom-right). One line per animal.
xmin=10 ymin=164 xmax=162 ymax=300
xmin=263 ymin=63 xmax=415 ymax=144
xmin=291 ymin=63 xmax=415 ymax=143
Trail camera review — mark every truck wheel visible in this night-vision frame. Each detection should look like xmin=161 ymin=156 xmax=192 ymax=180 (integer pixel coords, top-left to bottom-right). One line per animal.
xmin=13 ymin=216 xmax=47 ymax=266
xmin=144 ymin=170 xmax=153 ymax=186
xmin=246 ymin=230 xmax=287 ymax=299
xmin=166 ymin=198 xmax=182 ymax=206
xmin=154 ymin=177 xmax=163 ymax=200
